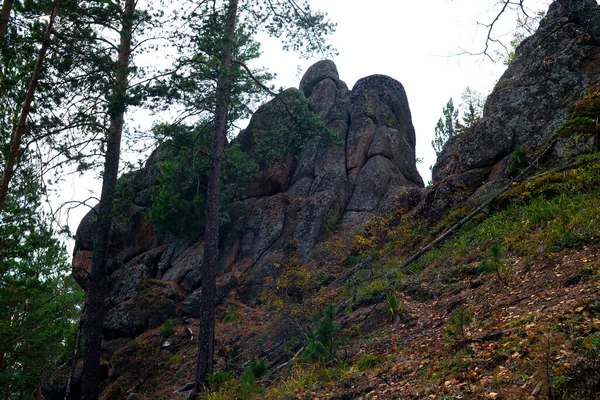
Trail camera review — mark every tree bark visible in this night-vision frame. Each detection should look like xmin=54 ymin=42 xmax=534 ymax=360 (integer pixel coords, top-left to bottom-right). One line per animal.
xmin=194 ymin=0 xmax=238 ymax=393
xmin=65 ymin=305 xmax=85 ymax=400
xmin=80 ymin=0 xmax=135 ymax=398
xmin=0 ymin=0 xmax=59 ymax=214
xmin=0 ymin=0 xmax=13 ymax=40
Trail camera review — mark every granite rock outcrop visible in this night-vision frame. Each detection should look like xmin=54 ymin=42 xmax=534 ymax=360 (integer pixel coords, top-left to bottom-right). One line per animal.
xmin=424 ymin=0 xmax=600 ymax=220
xmin=70 ymin=60 xmax=423 ymax=341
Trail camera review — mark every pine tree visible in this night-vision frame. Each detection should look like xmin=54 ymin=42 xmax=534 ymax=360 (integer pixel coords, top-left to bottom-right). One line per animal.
xmin=79 ymin=0 xmax=138 ymax=397
xmin=460 ymin=87 xmax=483 ymax=130
xmin=175 ymin=0 xmax=336 ymax=392
xmin=432 ymin=98 xmax=460 ymax=157
xmin=0 ymin=152 xmax=83 ymax=398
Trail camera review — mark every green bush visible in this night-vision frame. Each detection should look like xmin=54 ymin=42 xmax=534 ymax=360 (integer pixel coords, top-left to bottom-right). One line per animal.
xmin=160 ymin=319 xmax=174 ymax=337
xmin=305 ymin=304 xmax=342 ymax=364
xmin=386 ymin=292 xmax=405 ymax=320
xmin=357 ymin=353 xmax=381 ymax=371
xmin=322 ymin=209 xmax=338 ymax=234
xmin=477 ymin=244 xmax=507 ymax=284
xmin=507 ymin=145 xmax=528 ymax=176
xmin=221 ymin=311 xmax=241 ymax=323
xmin=206 ymin=370 xmax=236 ymax=391
xmin=247 ymin=359 xmax=268 ymax=379
xmin=445 ymin=308 xmax=473 ymax=349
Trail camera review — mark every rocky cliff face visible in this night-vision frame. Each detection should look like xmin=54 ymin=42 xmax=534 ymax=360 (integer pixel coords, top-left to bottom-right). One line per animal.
xmin=424 ymin=0 xmax=600 ymax=221
xmin=70 ymin=61 xmax=423 ymax=342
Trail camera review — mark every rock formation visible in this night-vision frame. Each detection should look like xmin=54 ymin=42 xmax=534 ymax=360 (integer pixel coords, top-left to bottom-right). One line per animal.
xmin=424 ymin=0 xmax=600 ymax=220
xmin=51 ymin=1 xmax=600 ymax=396
xmin=68 ymin=61 xmax=422 ymax=351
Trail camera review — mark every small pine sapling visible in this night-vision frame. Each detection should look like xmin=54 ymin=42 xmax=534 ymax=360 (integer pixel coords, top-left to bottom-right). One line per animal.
xmin=445 ymin=308 xmax=473 ymax=349
xmin=477 ymin=244 xmax=507 ymax=285
xmin=304 ymin=304 xmax=341 ymax=364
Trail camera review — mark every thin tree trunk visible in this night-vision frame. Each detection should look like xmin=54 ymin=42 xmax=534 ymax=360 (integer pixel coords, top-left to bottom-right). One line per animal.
xmin=0 ymin=0 xmax=60 ymax=214
xmin=64 ymin=305 xmax=85 ymax=400
xmin=80 ymin=0 xmax=135 ymax=398
xmin=0 ymin=0 xmax=13 ymax=40
xmin=194 ymin=0 xmax=238 ymax=393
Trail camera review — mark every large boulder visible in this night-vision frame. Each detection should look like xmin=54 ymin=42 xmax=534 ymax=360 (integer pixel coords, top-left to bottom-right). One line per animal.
xmin=348 ymin=75 xmax=423 ymax=188
xmin=299 ymin=59 xmax=341 ymax=98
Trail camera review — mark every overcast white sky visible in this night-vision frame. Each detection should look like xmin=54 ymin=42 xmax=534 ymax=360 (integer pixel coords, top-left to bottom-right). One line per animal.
xmin=57 ymin=0 xmax=558 ymax=242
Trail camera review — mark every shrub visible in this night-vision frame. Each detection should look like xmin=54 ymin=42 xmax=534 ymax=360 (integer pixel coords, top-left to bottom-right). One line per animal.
xmin=386 ymin=292 xmax=405 ymax=321
xmin=206 ymin=370 xmax=236 ymax=391
xmin=160 ymin=319 xmax=174 ymax=337
xmin=445 ymin=308 xmax=473 ymax=349
xmin=322 ymin=209 xmax=338 ymax=234
xmin=168 ymin=353 xmax=182 ymax=365
xmin=221 ymin=311 xmax=241 ymax=323
xmin=357 ymin=353 xmax=381 ymax=371
xmin=507 ymin=145 xmax=528 ymax=176
xmin=247 ymin=359 xmax=268 ymax=380
xmin=477 ymin=244 xmax=507 ymax=285
xmin=305 ymin=304 xmax=342 ymax=364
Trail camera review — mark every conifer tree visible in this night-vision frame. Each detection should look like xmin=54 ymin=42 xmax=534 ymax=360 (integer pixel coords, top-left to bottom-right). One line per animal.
xmin=79 ymin=0 xmax=138 ymax=397
xmin=0 ymin=150 xmax=83 ymax=398
xmin=174 ymin=0 xmax=336 ymax=392
xmin=0 ymin=0 xmax=64 ymax=214
xmin=432 ymin=98 xmax=460 ymax=157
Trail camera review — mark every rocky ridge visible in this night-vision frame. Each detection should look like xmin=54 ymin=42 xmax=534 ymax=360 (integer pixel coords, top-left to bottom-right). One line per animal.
xmin=53 ymin=0 xmax=600 ymax=397
xmin=424 ymin=0 xmax=600 ymax=220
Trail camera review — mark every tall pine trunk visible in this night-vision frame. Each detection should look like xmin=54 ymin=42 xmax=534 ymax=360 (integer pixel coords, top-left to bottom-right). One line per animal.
xmin=80 ymin=0 xmax=135 ymax=398
xmin=194 ymin=0 xmax=238 ymax=392
xmin=0 ymin=0 xmax=13 ymax=40
xmin=0 ymin=0 xmax=59 ymax=214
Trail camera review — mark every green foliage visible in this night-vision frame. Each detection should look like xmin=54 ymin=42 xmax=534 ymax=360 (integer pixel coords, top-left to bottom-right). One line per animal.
xmin=0 ymin=163 xmax=83 ymax=397
xmin=410 ymin=158 xmax=600 ymax=279
xmin=477 ymin=244 xmax=507 ymax=285
xmin=445 ymin=309 xmax=473 ymax=349
xmin=168 ymin=353 xmax=183 ymax=365
xmin=221 ymin=311 xmax=241 ymax=323
xmin=247 ymin=359 xmax=268 ymax=380
xmin=148 ymin=122 xmax=259 ymax=234
xmin=206 ymin=370 xmax=236 ymax=392
xmin=555 ymin=85 xmax=600 ymax=147
xmin=507 ymin=145 xmax=528 ymax=176
xmin=557 ymin=117 xmax=597 ymax=138
xmin=581 ymin=333 xmax=600 ymax=359
xmin=203 ymin=361 xmax=268 ymax=399
xmin=460 ymin=87 xmax=484 ymax=130
xmin=386 ymin=292 xmax=404 ymax=319
xmin=322 ymin=209 xmax=338 ymax=234
xmin=160 ymin=319 xmax=175 ymax=337
xmin=261 ymin=254 xmax=313 ymax=310
xmin=250 ymin=89 xmax=341 ymax=166
xmin=356 ymin=353 xmax=381 ymax=371
xmin=432 ymin=98 xmax=460 ymax=157
xmin=305 ymin=304 xmax=342 ymax=364
xmin=356 ymin=279 xmax=388 ymax=304
xmin=432 ymin=88 xmax=484 ymax=160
